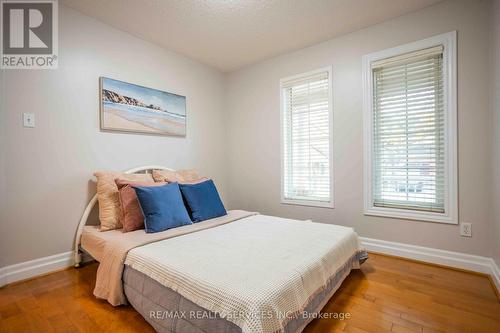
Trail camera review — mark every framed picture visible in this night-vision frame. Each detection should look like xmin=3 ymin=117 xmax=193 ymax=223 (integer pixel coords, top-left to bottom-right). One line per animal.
xmin=100 ymin=77 xmax=186 ymax=136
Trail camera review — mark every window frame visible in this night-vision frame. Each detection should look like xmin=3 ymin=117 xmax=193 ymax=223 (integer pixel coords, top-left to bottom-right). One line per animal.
xmin=362 ymin=31 xmax=458 ymax=224
xmin=280 ymin=66 xmax=334 ymax=209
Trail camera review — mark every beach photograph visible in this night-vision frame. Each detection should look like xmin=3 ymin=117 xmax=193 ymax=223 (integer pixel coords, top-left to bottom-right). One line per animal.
xmin=100 ymin=77 xmax=186 ymax=136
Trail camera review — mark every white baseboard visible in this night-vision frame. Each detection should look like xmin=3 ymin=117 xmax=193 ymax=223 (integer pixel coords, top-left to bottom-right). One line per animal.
xmin=0 ymin=251 xmax=93 ymax=287
xmin=360 ymin=237 xmax=500 ymax=292
xmin=0 ymin=251 xmax=73 ymax=287
xmin=491 ymin=259 xmax=500 ymax=293
xmin=1 ymin=239 xmax=499 ymax=295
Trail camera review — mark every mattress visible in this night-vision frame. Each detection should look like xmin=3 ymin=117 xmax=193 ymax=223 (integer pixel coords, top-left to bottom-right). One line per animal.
xmin=81 ymin=224 xmax=183 ymax=263
xmin=80 ymin=212 xmax=254 ymax=264
xmin=87 ymin=211 xmax=257 ymax=306
xmin=81 ymin=225 xmax=122 ymax=262
xmin=124 ymin=214 xmax=366 ymax=333
xmin=83 ymin=213 xmax=367 ymax=332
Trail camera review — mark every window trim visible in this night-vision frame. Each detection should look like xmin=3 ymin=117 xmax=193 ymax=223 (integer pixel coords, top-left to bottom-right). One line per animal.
xmin=280 ymin=66 xmax=334 ymax=209
xmin=362 ymin=31 xmax=458 ymax=224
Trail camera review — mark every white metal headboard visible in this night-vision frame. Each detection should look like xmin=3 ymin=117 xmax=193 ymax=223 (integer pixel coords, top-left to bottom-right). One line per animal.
xmin=73 ymin=165 xmax=173 ymax=267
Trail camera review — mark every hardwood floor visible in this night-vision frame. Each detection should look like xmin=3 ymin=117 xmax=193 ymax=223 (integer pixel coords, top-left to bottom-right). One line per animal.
xmin=0 ymin=253 xmax=499 ymax=333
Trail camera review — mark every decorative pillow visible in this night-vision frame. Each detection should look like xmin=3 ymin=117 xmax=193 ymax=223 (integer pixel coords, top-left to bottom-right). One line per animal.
xmin=179 ymin=179 xmax=227 ymax=223
xmin=152 ymin=169 xmax=200 ymax=183
xmin=94 ymin=171 xmax=153 ymax=231
xmin=133 ymin=182 xmax=192 ymax=233
xmin=116 ymin=179 xmax=166 ymax=232
xmin=180 ymin=177 xmax=209 ymax=185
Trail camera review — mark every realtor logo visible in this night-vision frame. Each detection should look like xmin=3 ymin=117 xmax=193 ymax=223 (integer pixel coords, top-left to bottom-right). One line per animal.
xmin=1 ymin=0 xmax=58 ymax=69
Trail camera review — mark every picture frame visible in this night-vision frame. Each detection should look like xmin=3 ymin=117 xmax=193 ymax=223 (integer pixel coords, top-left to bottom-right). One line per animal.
xmin=99 ymin=77 xmax=186 ymax=136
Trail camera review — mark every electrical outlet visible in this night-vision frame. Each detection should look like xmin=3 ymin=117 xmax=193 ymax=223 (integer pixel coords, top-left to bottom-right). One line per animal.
xmin=460 ymin=223 xmax=472 ymax=237
xmin=23 ymin=113 xmax=35 ymax=128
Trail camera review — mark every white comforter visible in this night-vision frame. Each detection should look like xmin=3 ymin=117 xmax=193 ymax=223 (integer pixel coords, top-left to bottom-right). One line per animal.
xmin=125 ymin=214 xmax=363 ymax=333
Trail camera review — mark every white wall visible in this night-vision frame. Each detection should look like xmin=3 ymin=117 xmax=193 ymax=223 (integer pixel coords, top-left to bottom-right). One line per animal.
xmin=1 ymin=0 xmax=497 ymax=270
xmin=0 ymin=57 xmax=6 ymax=266
xmin=0 ymin=5 xmax=227 ymax=267
xmin=492 ymin=0 xmax=500 ymax=267
xmin=226 ymin=0 xmax=493 ymax=257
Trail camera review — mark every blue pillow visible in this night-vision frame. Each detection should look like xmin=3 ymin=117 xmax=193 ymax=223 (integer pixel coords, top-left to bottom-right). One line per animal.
xmin=133 ymin=182 xmax=192 ymax=233
xmin=179 ymin=179 xmax=227 ymax=222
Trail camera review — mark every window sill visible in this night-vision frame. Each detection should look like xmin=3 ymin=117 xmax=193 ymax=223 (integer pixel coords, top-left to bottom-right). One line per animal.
xmin=364 ymin=206 xmax=457 ymax=224
xmin=281 ymin=199 xmax=334 ymax=209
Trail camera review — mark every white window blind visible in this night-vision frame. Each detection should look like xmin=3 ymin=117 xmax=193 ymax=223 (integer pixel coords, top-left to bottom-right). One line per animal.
xmin=282 ymin=70 xmax=332 ymax=206
xmin=372 ymin=46 xmax=445 ymax=213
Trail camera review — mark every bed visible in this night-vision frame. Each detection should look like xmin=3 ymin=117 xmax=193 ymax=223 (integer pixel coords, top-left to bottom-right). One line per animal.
xmin=75 ymin=166 xmax=367 ymax=333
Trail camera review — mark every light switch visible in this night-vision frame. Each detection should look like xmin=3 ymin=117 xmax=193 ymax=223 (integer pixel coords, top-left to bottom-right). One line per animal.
xmin=23 ymin=113 xmax=35 ymax=128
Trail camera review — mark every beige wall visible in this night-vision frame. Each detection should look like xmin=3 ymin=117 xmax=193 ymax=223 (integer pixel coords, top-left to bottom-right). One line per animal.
xmin=492 ymin=0 xmax=500 ymax=266
xmin=0 ymin=6 xmax=228 ymax=267
xmin=225 ymin=0 xmax=493 ymax=257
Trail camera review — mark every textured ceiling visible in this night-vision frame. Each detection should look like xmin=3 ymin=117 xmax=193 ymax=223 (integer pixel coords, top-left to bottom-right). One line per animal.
xmin=62 ymin=0 xmax=444 ymax=72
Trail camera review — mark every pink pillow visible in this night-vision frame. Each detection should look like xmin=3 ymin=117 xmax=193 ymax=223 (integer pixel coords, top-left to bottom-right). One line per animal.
xmin=179 ymin=177 xmax=209 ymax=185
xmin=152 ymin=169 xmax=200 ymax=183
xmin=115 ymin=179 xmax=166 ymax=232
xmin=94 ymin=171 xmax=153 ymax=231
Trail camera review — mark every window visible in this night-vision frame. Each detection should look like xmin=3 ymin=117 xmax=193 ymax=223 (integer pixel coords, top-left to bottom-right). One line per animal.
xmin=362 ymin=32 xmax=457 ymax=223
xmin=280 ymin=67 xmax=333 ymax=208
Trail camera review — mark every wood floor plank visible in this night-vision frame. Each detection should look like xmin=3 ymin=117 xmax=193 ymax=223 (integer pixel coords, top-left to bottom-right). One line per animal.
xmin=0 ymin=253 xmax=498 ymax=333
xmin=369 ymin=257 xmax=497 ymax=300
xmin=351 ymin=268 xmax=500 ymax=320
